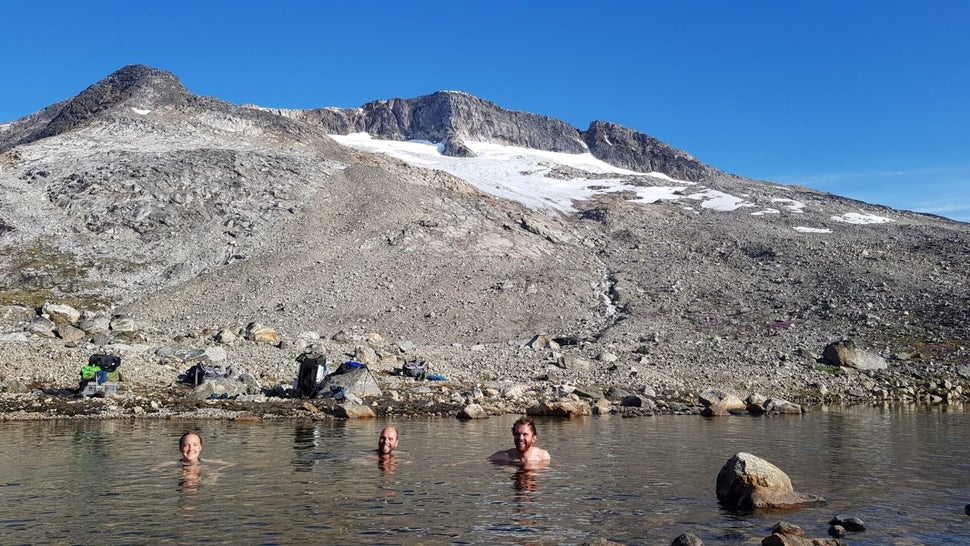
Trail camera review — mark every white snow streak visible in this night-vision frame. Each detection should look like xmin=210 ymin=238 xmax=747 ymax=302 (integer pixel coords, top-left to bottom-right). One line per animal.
xmin=329 ymin=133 xmax=896 ymax=231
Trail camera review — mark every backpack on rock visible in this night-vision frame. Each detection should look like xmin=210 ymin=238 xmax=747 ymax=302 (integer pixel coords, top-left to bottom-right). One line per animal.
xmin=295 ymin=352 xmax=328 ymax=398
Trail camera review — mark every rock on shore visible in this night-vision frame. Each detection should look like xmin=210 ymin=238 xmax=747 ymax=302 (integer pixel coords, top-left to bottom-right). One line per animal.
xmin=0 ymin=303 xmax=967 ymax=420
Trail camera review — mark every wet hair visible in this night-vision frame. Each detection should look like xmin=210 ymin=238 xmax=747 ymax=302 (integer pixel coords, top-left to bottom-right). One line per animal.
xmin=179 ymin=431 xmax=203 ymax=449
xmin=511 ymin=417 xmax=537 ymax=436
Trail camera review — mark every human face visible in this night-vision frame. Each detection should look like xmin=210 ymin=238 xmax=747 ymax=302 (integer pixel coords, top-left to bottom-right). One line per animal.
xmin=180 ymin=433 xmax=203 ymax=463
xmin=378 ymin=427 xmax=398 ymax=454
xmin=512 ymin=424 xmax=536 ymax=454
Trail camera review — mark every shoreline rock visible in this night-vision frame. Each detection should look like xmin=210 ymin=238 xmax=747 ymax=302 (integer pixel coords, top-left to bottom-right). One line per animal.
xmin=0 ymin=304 xmax=968 ymax=421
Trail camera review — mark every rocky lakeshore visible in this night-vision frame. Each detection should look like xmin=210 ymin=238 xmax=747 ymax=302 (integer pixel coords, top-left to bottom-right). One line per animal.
xmin=1 ymin=66 xmax=968 ymax=427
xmin=1 ymin=302 xmax=966 ymax=421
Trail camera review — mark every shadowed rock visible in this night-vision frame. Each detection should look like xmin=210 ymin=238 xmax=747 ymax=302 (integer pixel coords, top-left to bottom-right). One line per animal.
xmin=822 ymin=340 xmax=888 ymax=371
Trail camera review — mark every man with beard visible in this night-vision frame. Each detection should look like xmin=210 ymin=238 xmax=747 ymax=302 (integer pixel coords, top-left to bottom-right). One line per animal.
xmin=377 ymin=426 xmax=399 ymax=455
xmin=488 ymin=417 xmax=551 ymax=464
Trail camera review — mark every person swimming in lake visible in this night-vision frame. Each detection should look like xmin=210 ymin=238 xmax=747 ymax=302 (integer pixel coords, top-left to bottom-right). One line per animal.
xmin=488 ymin=417 xmax=551 ymax=465
xmin=376 ymin=426 xmax=400 ymax=474
xmin=377 ymin=426 xmax=399 ymax=455
xmin=164 ymin=432 xmax=232 ymax=473
xmin=179 ymin=431 xmax=204 ymax=465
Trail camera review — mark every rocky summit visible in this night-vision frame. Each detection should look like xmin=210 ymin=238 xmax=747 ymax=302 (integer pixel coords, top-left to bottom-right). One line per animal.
xmin=0 ymin=64 xmax=967 ymax=420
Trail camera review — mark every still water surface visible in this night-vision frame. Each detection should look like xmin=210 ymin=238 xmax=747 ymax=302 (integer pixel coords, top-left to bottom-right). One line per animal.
xmin=0 ymin=406 xmax=968 ymax=545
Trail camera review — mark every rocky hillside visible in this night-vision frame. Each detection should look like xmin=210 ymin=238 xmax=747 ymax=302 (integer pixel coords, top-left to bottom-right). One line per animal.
xmin=0 ymin=64 xmax=967 ymax=404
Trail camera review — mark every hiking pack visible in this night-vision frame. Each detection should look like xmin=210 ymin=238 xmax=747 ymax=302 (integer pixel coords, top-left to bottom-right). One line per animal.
xmin=181 ymin=362 xmax=231 ymax=387
xmin=294 ymin=352 xmax=328 ymax=398
xmin=402 ymin=360 xmax=428 ymax=380
xmin=79 ymin=353 xmax=123 ymax=396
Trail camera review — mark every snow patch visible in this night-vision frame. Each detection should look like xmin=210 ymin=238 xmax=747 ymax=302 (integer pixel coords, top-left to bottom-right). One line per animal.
xmin=329 ymin=133 xmax=836 ymax=220
xmin=793 ymin=226 xmax=833 ymax=233
xmin=131 ymin=107 xmax=151 ymax=115
xmin=771 ymin=198 xmax=806 ymax=213
xmin=831 ymin=212 xmax=893 ymax=224
xmin=686 ymin=189 xmax=754 ymax=211
xmin=331 ymin=133 xmax=693 ymax=212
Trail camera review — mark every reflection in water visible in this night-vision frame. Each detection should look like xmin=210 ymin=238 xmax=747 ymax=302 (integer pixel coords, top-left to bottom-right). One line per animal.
xmin=513 ymin=465 xmax=537 ymax=492
xmin=292 ymin=423 xmax=335 ymax=471
xmin=378 ymin=453 xmax=397 ymax=475
xmin=1 ymin=411 xmax=968 ymax=545
xmin=178 ymin=462 xmax=202 ymax=515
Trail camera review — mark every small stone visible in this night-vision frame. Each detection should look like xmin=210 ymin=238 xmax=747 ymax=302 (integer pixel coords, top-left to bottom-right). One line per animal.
xmin=829 ymin=515 xmax=865 ymax=532
xmin=670 ymin=532 xmax=703 ymax=545
xmin=770 ymin=521 xmax=804 ymax=536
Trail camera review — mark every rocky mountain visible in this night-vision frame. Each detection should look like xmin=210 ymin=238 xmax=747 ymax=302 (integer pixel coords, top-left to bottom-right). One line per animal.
xmin=264 ymin=90 xmax=718 ymax=182
xmin=0 ymin=64 xmax=967 ymax=398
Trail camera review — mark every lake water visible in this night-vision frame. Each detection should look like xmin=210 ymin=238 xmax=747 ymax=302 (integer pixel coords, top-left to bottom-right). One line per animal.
xmin=0 ymin=405 xmax=967 ymax=545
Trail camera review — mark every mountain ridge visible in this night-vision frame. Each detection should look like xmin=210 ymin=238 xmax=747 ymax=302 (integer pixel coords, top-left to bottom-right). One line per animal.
xmin=0 ymin=64 xmax=966 ymax=403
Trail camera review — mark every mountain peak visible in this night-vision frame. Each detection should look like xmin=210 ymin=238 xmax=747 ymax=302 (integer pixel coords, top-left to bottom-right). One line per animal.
xmin=17 ymin=65 xmax=190 ymax=146
xmin=581 ymin=121 xmax=719 ymax=181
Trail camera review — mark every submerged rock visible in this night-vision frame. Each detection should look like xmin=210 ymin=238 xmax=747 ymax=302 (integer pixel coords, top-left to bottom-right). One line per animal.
xmin=670 ymin=532 xmax=704 ymax=545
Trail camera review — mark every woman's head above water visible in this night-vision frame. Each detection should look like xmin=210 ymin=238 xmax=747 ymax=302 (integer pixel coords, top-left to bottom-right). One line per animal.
xmin=179 ymin=432 xmax=203 ymax=464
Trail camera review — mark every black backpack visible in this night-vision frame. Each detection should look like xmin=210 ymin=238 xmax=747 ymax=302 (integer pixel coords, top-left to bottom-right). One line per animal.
xmin=89 ymin=353 xmax=121 ymax=372
xmin=183 ymin=362 xmax=229 ymax=387
xmin=403 ymin=360 xmax=428 ymax=380
xmin=295 ymin=352 xmax=327 ymax=398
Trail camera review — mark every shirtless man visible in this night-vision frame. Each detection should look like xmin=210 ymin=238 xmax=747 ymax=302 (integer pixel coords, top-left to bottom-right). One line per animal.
xmin=377 ymin=426 xmax=399 ymax=455
xmin=488 ymin=417 xmax=551 ymax=464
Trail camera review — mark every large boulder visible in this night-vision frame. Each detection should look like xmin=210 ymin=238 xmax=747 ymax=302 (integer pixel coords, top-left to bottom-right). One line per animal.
xmin=320 ymin=367 xmax=382 ymax=399
xmin=334 ymin=402 xmax=376 ymax=419
xmin=526 ymin=400 xmax=589 ymax=417
xmin=716 ymin=452 xmax=825 ymax=510
xmin=245 ymin=322 xmax=280 ymax=344
xmin=43 ymin=302 xmax=81 ymax=325
xmin=186 ymin=371 xmax=262 ymax=401
xmin=457 ymin=403 xmax=488 ymax=419
xmin=699 ymin=389 xmax=746 ymax=416
xmin=822 ymin=340 xmax=887 ymax=371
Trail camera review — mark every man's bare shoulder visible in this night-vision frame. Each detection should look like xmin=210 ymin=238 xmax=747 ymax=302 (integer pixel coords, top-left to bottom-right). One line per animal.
xmin=488 ymin=449 xmax=517 ymax=462
xmin=531 ymin=447 xmax=551 ymax=461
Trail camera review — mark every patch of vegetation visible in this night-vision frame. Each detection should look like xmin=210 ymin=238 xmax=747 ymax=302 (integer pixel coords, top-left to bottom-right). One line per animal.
xmin=813 ymin=363 xmax=844 ymax=377
xmin=0 ymin=288 xmax=117 ymax=311
xmin=0 ymin=244 xmax=123 ymax=310
xmin=892 ymin=337 xmax=968 ymax=357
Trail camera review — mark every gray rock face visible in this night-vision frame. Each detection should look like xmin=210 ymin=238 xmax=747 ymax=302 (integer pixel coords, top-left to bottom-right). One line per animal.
xmin=320 ymin=367 xmax=382 ymax=399
xmin=581 ymin=121 xmax=719 ymax=182
xmin=1 ymin=65 xmax=191 ymax=152
xmin=281 ymin=91 xmax=721 ymax=183
xmin=283 ymin=91 xmax=587 ymax=156
xmin=186 ymin=370 xmax=261 ymax=400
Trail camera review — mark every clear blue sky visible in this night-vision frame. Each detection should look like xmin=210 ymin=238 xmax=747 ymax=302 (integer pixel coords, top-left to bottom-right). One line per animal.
xmin=3 ymin=1 xmax=968 ymax=222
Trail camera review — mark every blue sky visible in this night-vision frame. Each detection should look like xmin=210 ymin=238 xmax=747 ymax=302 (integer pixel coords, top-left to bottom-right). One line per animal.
xmin=3 ymin=1 xmax=968 ymax=222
